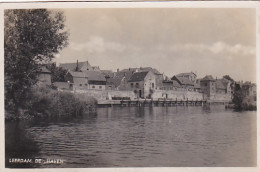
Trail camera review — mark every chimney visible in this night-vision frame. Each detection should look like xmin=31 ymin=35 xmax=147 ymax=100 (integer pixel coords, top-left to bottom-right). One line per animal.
xmin=117 ymin=68 xmax=119 ymax=72
xmin=76 ymin=60 xmax=79 ymax=71
xmin=129 ymin=68 xmax=130 ymax=71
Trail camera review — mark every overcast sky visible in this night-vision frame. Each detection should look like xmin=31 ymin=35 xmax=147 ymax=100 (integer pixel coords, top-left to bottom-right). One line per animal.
xmin=54 ymin=8 xmax=256 ymax=82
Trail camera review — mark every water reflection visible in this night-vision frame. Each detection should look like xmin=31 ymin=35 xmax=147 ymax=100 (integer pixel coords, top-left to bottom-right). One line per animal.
xmin=5 ymin=106 xmax=256 ymax=168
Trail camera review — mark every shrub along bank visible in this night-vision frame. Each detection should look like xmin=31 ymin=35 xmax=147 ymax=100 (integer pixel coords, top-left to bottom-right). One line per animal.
xmin=5 ymin=87 xmax=97 ymax=121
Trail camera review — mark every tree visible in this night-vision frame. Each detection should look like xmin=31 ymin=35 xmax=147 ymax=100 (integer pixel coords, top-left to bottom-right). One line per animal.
xmin=232 ymin=83 xmax=244 ymax=111
xmin=223 ymin=75 xmax=234 ymax=82
xmin=46 ymin=63 xmax=68 ymax=83
xmin=4 ymin=9 xmax=69 ymax=114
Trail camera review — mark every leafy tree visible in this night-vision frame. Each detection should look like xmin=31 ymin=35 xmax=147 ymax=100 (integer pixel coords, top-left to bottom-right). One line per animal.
xmin=232 ymin=83 xmax=244 ymax=111
xmin=223 ymin=75 xmax=234 ymax=82
xmin=4 ymin=9 xmax=69 ymax=115
xmin=46 ymin=63 xmax=68 ymax=83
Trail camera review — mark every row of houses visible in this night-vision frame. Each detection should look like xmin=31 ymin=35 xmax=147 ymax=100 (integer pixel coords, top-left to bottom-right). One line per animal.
xmin=37 ymin=60 xmax=256 ymax=102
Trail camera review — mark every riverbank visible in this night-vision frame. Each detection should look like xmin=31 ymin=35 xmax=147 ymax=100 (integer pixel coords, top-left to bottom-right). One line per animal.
xmin=5 ymin=87 xmax=97 ymax=121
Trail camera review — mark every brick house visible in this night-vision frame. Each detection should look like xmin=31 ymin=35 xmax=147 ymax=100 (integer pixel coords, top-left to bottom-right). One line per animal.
xmin=128 ymin=71 xmax=156 ymax=98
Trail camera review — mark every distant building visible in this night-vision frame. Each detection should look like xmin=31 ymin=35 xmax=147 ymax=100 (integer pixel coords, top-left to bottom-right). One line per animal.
xmin=86 ymin=71 xmax=106 ymax=90
xmin=171 ymin=76 xmax=194 ymax=91
xmin=200 ymin=75 xmax=232 ymax=102
xmin=60 ymin=60 xmax=96 ymax=72
xmin=176 ymin=72 xmax=197 ymax=83
xmin=37 ymin=66 xmax=51 ymax=86
xmin=200 ymin=75 xmax=216 ymax=100
xmin=65 ymin=70 xmax=106 ymax=90
xmin=242 ymin=82 xmax=256 ymax=97
xmin=65 ymin=71 xmax=88 ymax=90
xmin=101 ymin=70 xmax=114 ymax=78
xmin=107 ymin=70 xmax=135 ymax=90
xmin=128 ymin=71 xmax=156 ymax=98
xmin=120 ymin=67 xmax=164 ymax=89
xmin=215 ymin=79 xmax=232 ymax=94
xmin=194 ymin=79 xmax=201 ymax=92
xmin=162 ymin=80 xmax=181 ymax=91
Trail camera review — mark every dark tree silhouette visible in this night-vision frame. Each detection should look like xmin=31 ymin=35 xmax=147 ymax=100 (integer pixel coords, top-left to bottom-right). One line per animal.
xmin=4 ymin=9 xmax=69 ymax=115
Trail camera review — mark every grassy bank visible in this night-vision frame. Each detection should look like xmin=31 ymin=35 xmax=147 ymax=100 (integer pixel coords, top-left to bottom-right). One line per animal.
xmin=5 ymin=87 xmax=97 ymax=120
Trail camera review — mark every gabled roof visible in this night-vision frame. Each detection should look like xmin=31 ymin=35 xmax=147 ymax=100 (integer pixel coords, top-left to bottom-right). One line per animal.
xmin=68 ymin=71 xmax=88 ymax=78
xmin=68 ymin=71 xmax=106 ymax=81
xmin=162 ymin=80 xmax=181 ymax=88
xmin=172 ymin=80 xmax=181 ymax=88
xmin=201 ymin=75 xmax=215 ymax=81
xmin=172 ymin=76 xmax=194 ymax=86
xmin=120 ymin=67 xmax=162 ymax=75
xmin=216 ymin=79 xmax=226 ymax=90
xmin=101 ymin=70 xmax=114 ymax=78
xmin=85 ymin=71 xmax=106 ymax=82
xmin=176 ymin=72 xmax=196 ymax=77
xmin=128 ymin=71 xmax=149 ymax=82
xmin=59 ymin=61 xmax=92 ymax=71
xmin=108 ymin=71 xmax=134 ymax=87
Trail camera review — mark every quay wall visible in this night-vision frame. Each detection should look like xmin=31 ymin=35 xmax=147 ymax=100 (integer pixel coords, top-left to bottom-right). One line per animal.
xmin=151 ymin=90 xmax=203 ymax=101
xmin=207 ymin=93 xmax=232 ymax=102
xmin=65 ymin=89 xmax=231 ymax=104
xmin=74 ymin=89 xmax=136 ymax=101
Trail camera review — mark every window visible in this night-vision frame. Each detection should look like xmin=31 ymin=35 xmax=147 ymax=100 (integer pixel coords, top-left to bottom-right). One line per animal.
xmin=92 ymin=86 xmax=95 ymax=89
xmin=205 ymin=83 xmax=207 ymax=86
xmin=152 ymin=83 xmax=154 ymax=88
xmin=136 ymin=83 xmax=139 ymax=88
xmin=99 ymin=86 xmax=102 ymax=89
xmin=79 ymin=84 xmax=82 ymax=86
xmin=85 ymin=84 xmax=88 ymax=86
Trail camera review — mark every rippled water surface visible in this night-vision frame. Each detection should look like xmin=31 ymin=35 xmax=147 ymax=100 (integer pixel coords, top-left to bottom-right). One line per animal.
xmin=5 ymin=106 xmax=256 ymax=167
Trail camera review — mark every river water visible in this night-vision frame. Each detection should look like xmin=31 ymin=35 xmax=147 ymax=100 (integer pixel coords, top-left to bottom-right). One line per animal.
xmin=5 ymin=106 xmax=256 ymax=168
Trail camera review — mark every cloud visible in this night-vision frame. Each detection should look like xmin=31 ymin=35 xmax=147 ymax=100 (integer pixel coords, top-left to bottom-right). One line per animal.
xmin=167 ymin=42 xmax=255 ymax=56
xmin=70 ymin=36 xmax=125 ymax=53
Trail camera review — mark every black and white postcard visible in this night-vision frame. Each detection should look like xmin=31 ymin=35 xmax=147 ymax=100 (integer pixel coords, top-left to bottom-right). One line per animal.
xmin=0 ymin=1 xmax=259 ymax=172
